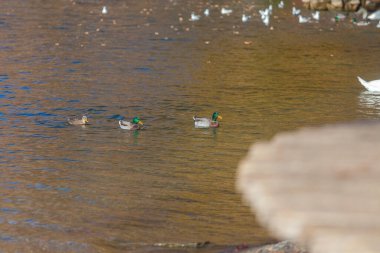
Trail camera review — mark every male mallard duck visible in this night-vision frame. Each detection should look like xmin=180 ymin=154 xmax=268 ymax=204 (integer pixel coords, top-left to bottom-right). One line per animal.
xmin=357 ymin=76 xmax=380 ymax=92
xmin=193 ymin=112 xmax=222 ymax=128
xmin=67 ymin=115 xmax=89 ymax=125
xmin=119 ymin=117 xmax=144 ymax=130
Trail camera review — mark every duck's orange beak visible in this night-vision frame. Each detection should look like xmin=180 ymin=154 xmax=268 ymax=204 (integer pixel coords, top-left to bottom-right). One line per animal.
xmin=138 ymin=121 xmax=144 ymax=125
xmin=217 ymin=115 xmax=222 ymax=121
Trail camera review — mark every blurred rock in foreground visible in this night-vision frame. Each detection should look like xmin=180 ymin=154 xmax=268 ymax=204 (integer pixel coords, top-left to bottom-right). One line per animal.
xmin=237 ymin=121 xmax=380 ymax=253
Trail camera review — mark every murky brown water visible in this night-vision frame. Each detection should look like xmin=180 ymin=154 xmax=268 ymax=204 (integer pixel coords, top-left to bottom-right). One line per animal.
xmin=1 ymin=0 xmax=379 ymax=252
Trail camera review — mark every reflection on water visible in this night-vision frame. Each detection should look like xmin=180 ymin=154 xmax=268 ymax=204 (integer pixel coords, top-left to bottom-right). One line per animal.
xmin=1 ymin=0 xmax=380 ymax=252
xmin=358 ymin=91 xmax=380 ymax=115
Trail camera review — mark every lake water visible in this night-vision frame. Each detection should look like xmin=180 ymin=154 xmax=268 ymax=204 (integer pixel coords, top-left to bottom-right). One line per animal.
xmin=1 ymin=0 xmax=379 ymax=252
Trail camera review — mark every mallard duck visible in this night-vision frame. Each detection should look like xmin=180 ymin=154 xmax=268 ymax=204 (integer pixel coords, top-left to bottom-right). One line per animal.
xmin=67 ymin=115 xmax=89 ymax=125
xmin=193 ymin=112 xmax=222 ymax=128
xmin=119 ymin=117 xmax=144 ymax=130
xmin=357 ymin=76 xmax=380 ymax=92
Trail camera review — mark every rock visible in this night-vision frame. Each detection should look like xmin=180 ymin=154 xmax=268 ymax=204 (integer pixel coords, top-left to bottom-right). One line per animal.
xmin=240 ymin=241 xmax=307 ymax=253
xmin=327 ymin=0 xmax=343 ymax=9
xmin=345 ymin=0 xmax=360 ymax=11
xmin=365 ymin=0 xmax=380 ymax=11
xmin=303 ymin=0 xmax=311 ymax=9
xmin=237 ymin=121 xmax=380 ymax=253
xmin=310 ymin=0 xmax=330 ymax=10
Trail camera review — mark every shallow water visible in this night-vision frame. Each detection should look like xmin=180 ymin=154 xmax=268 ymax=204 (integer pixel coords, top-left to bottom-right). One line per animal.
xmin=0 ymin=0 xmax=380 ymax=252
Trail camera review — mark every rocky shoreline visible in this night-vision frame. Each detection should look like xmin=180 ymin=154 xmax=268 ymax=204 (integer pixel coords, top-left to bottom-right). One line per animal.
xmin=238 ymin=241 xmax=306 ymax=253
xmin=132 ymin=240 xmax=306 ymax=253
xmin=302 ymin=0 xmax=379 ymax=11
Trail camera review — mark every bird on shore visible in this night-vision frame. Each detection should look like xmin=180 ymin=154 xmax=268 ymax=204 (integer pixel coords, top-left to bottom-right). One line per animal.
xmin=190 ymin=12 xmax=201 ymax=21
xmin=298 ymin=15 xmax=311 ymax=23
xmin=262 ymin=14 xmax=270 ymax=26
xmin=221 ymin=7 xmax=233 ymax=15
xmin=242 ymin=14 xmax=251 ymax=23
xmin=356 ymin=7 xmax=368 ymax=19
xmin=102 ymin=6 xmax=108 ymax=14
xmin=119 ymin=117 xmax=144 ymax=130
xmin=204 ymin=8 xmax=210 ymax=17
xmin=193 ymin=112 xmax=222 ymax=128
xmin=259 ymin=8 xmax=269 ymax=18
xmin=354 ymin=20 xmax=370 ymax=26
xmin=368 ymin=10 xmax=380 ymax=20
xmin=357 ymin=77 xmax=380 ymax=92
xmin=292 ymin=7 xmax=301 ymax=16
xmin=67 ymin=115 xmax=89 ymax=126
xmin=278 ymin=1 xmax=284 ymax=8
xmin=259 ymin=8 xmax=270 ymax=26
xmin=312 ymin=11 xmax=320 ymax=21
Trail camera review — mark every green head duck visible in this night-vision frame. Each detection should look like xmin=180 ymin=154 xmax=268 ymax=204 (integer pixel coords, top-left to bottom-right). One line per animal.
xmin=212 ymin=112 xmax=222 ymax=121
xmin=132 ymin=117 xmax=143 ymax=125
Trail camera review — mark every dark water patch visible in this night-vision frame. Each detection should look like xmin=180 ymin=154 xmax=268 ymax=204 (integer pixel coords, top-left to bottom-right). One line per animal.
xmin=74 ymin=195 xmax=97 ymax=205
xmin=28 ymin=133 xmax=57 ymax=139
xmin=36 ymin=121 xmax=68 ymax=129
xmin=33 ymin=167 xmax=57 ymax=173
xmin=87 ymin=107 xmax=107 ymax=114
xmin=66 ymin=69 xmax=76 ymax=73
xmin=159 ymin=37 xmax=175 ymax=42
xmin=56 ymin=187 xmax=71 ymax=193
xmin=28 ymin=183 xmax=51 ymax=190
xmin=16 ymin=112 xmax=57 ymax=117
xmin=0 ymin=46 xmax=12 ymax=51
xmin=62 ymin=158 xmax=78 ymax=163
xmin=51 ymin=25 xmax=68 ymax=30
xmin=1 ymin=84 xmax=13 ymax=90
xmin=0 ymin=233 xmax=16 ymax=242
xmin=68 ymin=99 xmax=80 ymax=103
xmin=0 ymin=208 xmax=20 ymax=215
xmin=19 ymin=71 xmax=31 ymax=75
xmin=2 ymin=90 xmax=14 ymax=95
xmin=0 ymin=20 xmax=7 ymax=28
xmin=20 ymin=86 xmax=30 ymax=91
xmin=2 ymin=182 xmax=19 ymax=190
xmin=108 ymin=114 xmax=124 ymax=120
xmin=134 ymin=67 xmax=152 ymax=73
xmin=0 ymin=75 xmax=9 ymax=82
xmin=8 ymin=220 xmax=18 ymax=225
xmin=33 ymin=114 xmax=69 ymax=128
xmin=71 ymin=60 xmax=82 ymax=64
xmin=50 ymin=97 xmax=64 ymax=101
xmin=52 ymin=107 xmax=74 ymax=112
xmin=24 ymin=218 xmax=62 ymax=231
xmin=32 ymin=80 xmax=46 ymax=85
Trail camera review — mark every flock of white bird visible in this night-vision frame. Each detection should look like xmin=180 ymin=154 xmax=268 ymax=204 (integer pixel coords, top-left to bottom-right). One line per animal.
xmin=100 ymin=4 xmax=380 ymax=28
xmin=188 ymin=4 xmax=322 ymax=27
xmin=185 ymin=4 xmax=380 ymax=28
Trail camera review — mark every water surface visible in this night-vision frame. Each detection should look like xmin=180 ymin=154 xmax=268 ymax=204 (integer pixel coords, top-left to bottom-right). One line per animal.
xmin=1 ymin=0 xmax=379 ymax=252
